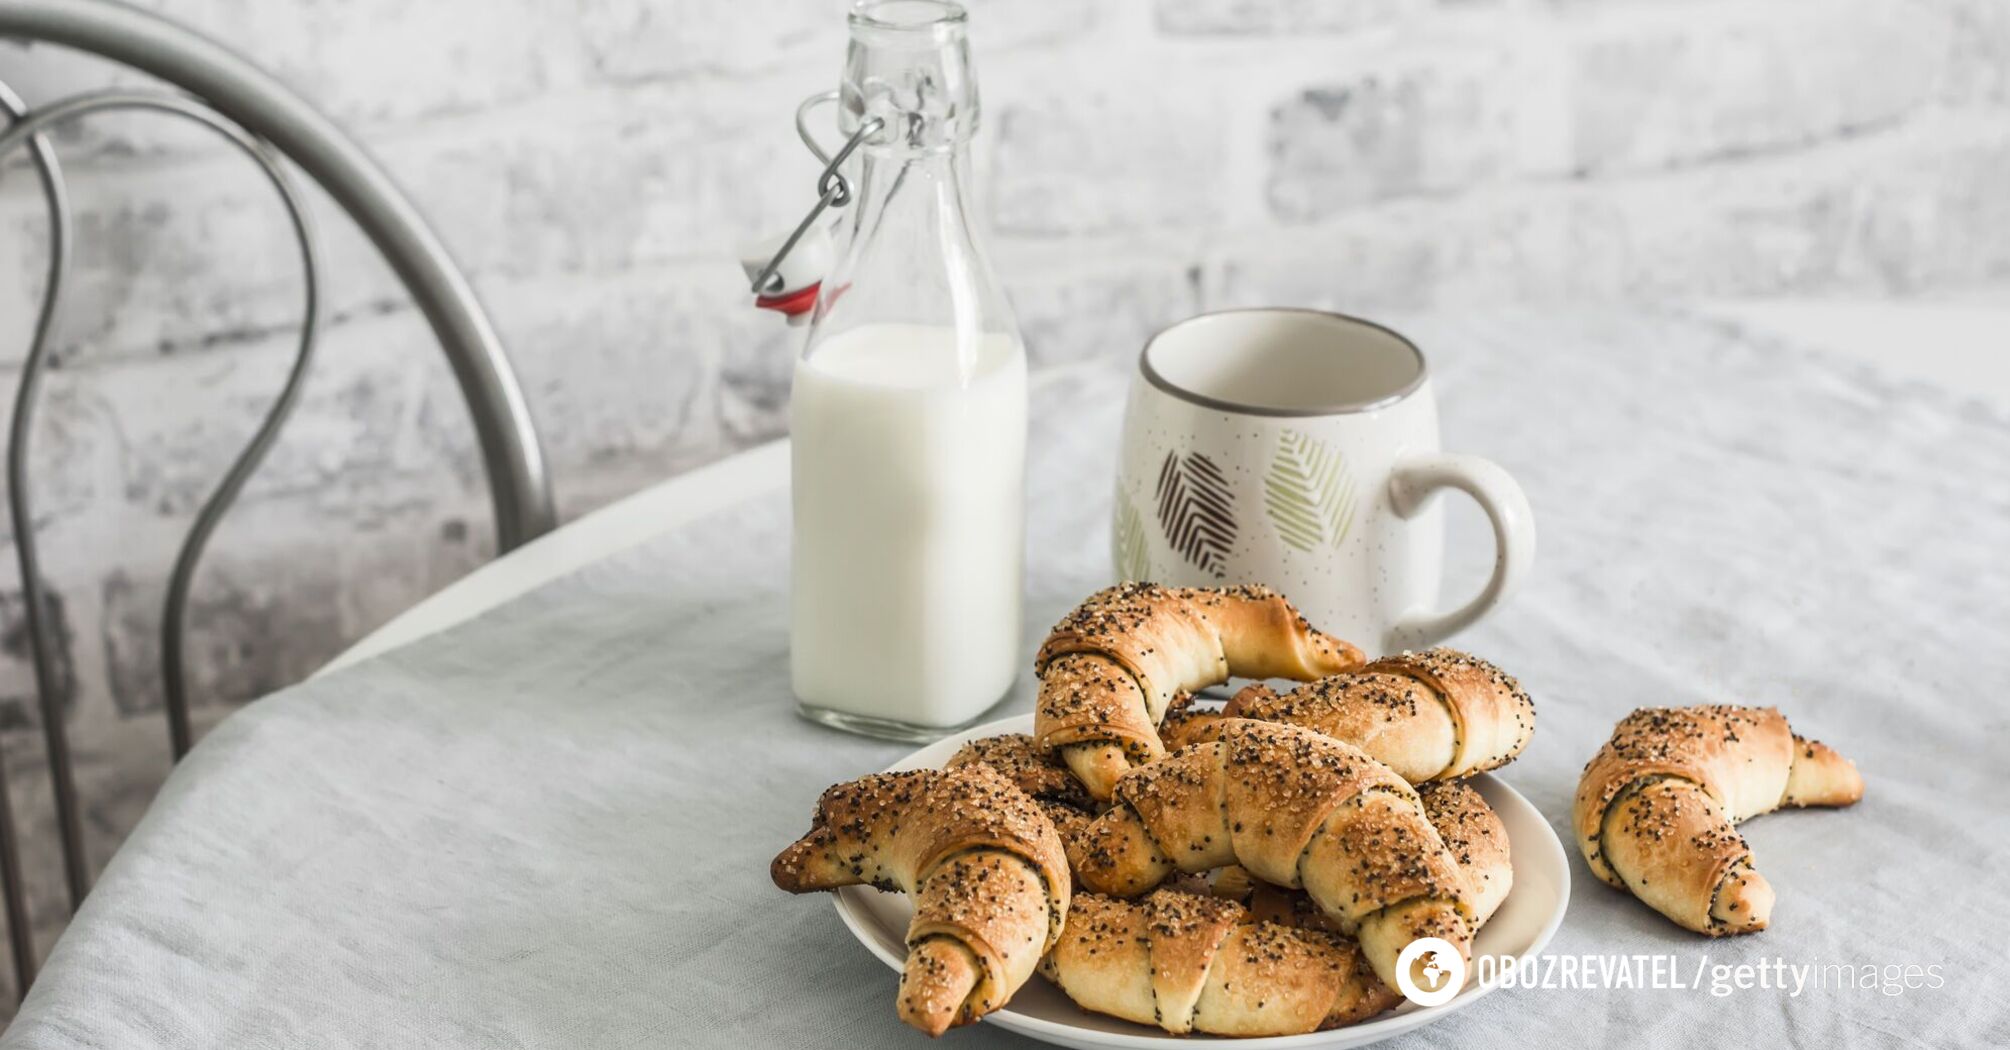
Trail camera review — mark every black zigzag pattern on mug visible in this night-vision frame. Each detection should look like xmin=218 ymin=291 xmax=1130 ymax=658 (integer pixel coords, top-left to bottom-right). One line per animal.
xmin=1154 ymin=450 xmax=1236 ymax=578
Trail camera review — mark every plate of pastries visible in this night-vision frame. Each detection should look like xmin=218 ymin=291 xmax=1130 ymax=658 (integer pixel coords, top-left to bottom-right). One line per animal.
xmin=770 ymin=583 xmax=1863 ymax=1046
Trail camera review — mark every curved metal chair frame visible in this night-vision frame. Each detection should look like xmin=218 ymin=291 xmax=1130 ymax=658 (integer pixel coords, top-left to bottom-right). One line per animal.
xmin=0 ymin=0 xmax=557 ymax=995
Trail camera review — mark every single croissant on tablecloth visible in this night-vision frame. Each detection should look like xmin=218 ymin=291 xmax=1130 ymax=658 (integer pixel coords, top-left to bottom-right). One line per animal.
xmin=1223 ymin=648 xmax=1535 ymax=784
xmin=770 ymin=763 xmax=1070 ymax=1035
xmin=1574 ymin=705 xmax=1863 ymax=935
xmin=1039 ymin=890 xmax=1398 ymax=1036
xmin=1071 ymin=718 xmax=1475 ymax=992
xmin=1033 ymin=583 xmax=1365 ymax=801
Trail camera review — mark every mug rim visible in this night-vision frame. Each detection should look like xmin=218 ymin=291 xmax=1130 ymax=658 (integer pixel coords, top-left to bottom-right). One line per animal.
xmin=1139 ymin=307 xmax=1430 ymax=417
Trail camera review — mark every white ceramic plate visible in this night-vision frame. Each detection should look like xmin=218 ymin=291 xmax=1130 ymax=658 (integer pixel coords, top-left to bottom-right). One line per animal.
xmin=833 ymin=713 xmax=1570 ymax=1049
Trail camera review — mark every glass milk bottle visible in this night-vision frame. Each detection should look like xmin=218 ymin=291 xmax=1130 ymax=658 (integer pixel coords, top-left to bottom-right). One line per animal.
xmin=790 ymin=0 xmax=1027 ymax=740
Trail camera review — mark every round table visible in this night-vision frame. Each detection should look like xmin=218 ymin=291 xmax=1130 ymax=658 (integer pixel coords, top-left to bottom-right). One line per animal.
xmin=11 ymin=303 xmax=2006 ymax=1050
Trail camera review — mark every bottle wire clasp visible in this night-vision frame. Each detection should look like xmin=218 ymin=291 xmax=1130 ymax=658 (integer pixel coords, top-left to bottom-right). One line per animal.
xmin=742 ymin=91 xmax=885 ymax=320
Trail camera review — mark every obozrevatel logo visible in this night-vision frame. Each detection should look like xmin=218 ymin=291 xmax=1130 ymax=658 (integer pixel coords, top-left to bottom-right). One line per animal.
xmin=1395 ymin=937 xmax=1467 ymax=1007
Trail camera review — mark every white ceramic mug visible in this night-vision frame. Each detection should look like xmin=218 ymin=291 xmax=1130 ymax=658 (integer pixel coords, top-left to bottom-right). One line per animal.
xmin=1113 ymin=309 xmax=1535 ymax=653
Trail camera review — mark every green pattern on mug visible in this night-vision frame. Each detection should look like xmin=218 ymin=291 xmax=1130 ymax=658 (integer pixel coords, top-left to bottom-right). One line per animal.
xmin=1112 ymin=492 xmax=1153 ymax=582
xmin=1264 ymin=429 xmax=1357 ymax=552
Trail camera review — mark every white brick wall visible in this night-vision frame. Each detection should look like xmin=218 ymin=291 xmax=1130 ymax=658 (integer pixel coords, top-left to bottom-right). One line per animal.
xmin=0 ymin=0 xmax=2005 ymax=998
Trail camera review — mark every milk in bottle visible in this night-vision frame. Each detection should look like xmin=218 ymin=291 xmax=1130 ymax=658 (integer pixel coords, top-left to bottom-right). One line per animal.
xmin=789 ymin=1 xmax=1026 ymax=739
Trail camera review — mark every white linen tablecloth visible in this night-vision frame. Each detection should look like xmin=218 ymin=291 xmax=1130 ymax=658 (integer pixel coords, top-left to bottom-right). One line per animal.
xmin=5 ymin=308 xmax=2007 ymax=1049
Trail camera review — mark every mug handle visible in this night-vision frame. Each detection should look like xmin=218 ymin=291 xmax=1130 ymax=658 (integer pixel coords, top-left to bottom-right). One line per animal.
xmin=1386 ymin=453 xmax=1536 ymax=650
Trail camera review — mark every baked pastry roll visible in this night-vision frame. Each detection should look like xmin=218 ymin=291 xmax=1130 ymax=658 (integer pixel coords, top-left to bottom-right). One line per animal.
xmin=1034 ymin=583 xmax=1364 ymax=801
xmin=1573 ymin=705 xmax=1863 ymax=934
xmin=1211 ymin=776 xmax=1513 ymax=931
xmin=1040 ymin=890 xmax=1397 ymax=1036
xmin=1071 ymin=719 xmax=1474 ymax=992
xmin=771 ymin=763 xmax=1070 ymax=1034
xmin=1225 ymin=648 xmax=1535 ymax=784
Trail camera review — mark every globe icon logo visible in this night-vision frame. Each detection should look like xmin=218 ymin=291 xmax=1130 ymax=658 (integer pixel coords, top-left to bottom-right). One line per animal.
xmin=1395 ymin=937 xmax=1467 ymax=1007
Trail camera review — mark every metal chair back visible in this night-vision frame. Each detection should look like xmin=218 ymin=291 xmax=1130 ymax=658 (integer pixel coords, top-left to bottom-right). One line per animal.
xmin=0 ymin=0 xmax=558 ymax=996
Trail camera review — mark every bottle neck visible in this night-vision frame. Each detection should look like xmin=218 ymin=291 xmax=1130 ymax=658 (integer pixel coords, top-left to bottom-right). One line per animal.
xmin=829 ymin=139 xmax=992 ymax=315
xmin=841 ymin=1 xmax=979 ymax=155
xmin=804 ymin=1 xmax=1015 ymax=360
xmin=848 ymin=139 xmax=983 ymax=280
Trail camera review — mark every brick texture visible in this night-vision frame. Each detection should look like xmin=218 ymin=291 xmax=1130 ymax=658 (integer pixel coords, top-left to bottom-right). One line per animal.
xmin=0 ymin=0 xmax=2005 ymax=1003
xmin=1568 ymin=0 xmax=1945 ymax=174
xmin=1266 ymin=41 xmax=1565 ymax=220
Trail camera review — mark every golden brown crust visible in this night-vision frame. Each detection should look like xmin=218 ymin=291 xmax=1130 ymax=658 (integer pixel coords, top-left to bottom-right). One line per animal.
xmin=947 ymin=732 xmax=1096 ymax=812
xmin=1033 ymin=653 xmax=1163 ymax=763
xmin=1224 ymin=675 xmax=1448 ymax=782
xmin=1038 ymin=584 xmax=1217 ymax=710
xmin=1107 ymin=744 xmax=1234 ymax=876
xmin=900 ymin=939 xmax=981 ymax=1036
xmin=1597 ymin=776 xmax=1757 ymax=934
xmin=1039 ymin=891 xmax=1397 ymax=1036
xmin=1227 ymin=649 xmax=1534 ymax=782
xmin=1036 ymin=583 xmax=1363 ymax=694
xmin=1573 ymin=706 xmax=1787 ymax=887
xmin=1033 ymin=584 xmax=1365 ymax=801
xmin=1418 ymin=779 xmax=1513 ymax=927
xmin=1035 ymin=799 xmax=1097 ymax=886
xmin=1219 ymin=722 xmax=1418 ymax=890
xmin=1071 ymin=719 xmax=1473 ymax=991
xmin=906 ymin=851 xmax=1050 ymax=1029
xmin=1365 ymin=649 xmax=1535 ymax=777
xmin=1142 ymin=889 xmax=1242 ymax=1027
xmin=1038 ymin=894 xmax=1152 ymax=1023
xmin=1572 ymin=705 xmax=1864 ymax=936
xmin=1157 ymin=702 xmax=1226 ymax=752
xmin=1783 ymin=735 xmax=1866 ymax=808
xmin=1210 ymin=779 xmax=1514 ymax=934
xmin=1297 ymin=789 xmax=1466 ymax=931
xmin=770 ymin=763 xmax=1070 ymax=1034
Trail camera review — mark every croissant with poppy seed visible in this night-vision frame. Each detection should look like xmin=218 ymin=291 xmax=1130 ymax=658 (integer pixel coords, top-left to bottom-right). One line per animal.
xmin=1573 ymin=705 xmax=1863 ymax=935
xmin=945 ymin=733 xmax=1099 ymax=881
xmin=1213 ymin=777 xmax=1515 ymax=930
xmin=1034 ymin=583 xmax=1365 ymax=801
xmin=1039 ymin=890 xmax=1398 ymax=1036
xmin=1071 ymin=719 xmax=1475 ymax=992
xmin=770 ymin=763 xmax=1070 ymax=1035
xmin=1223 ymin=648 xmax=1534 ymax=784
